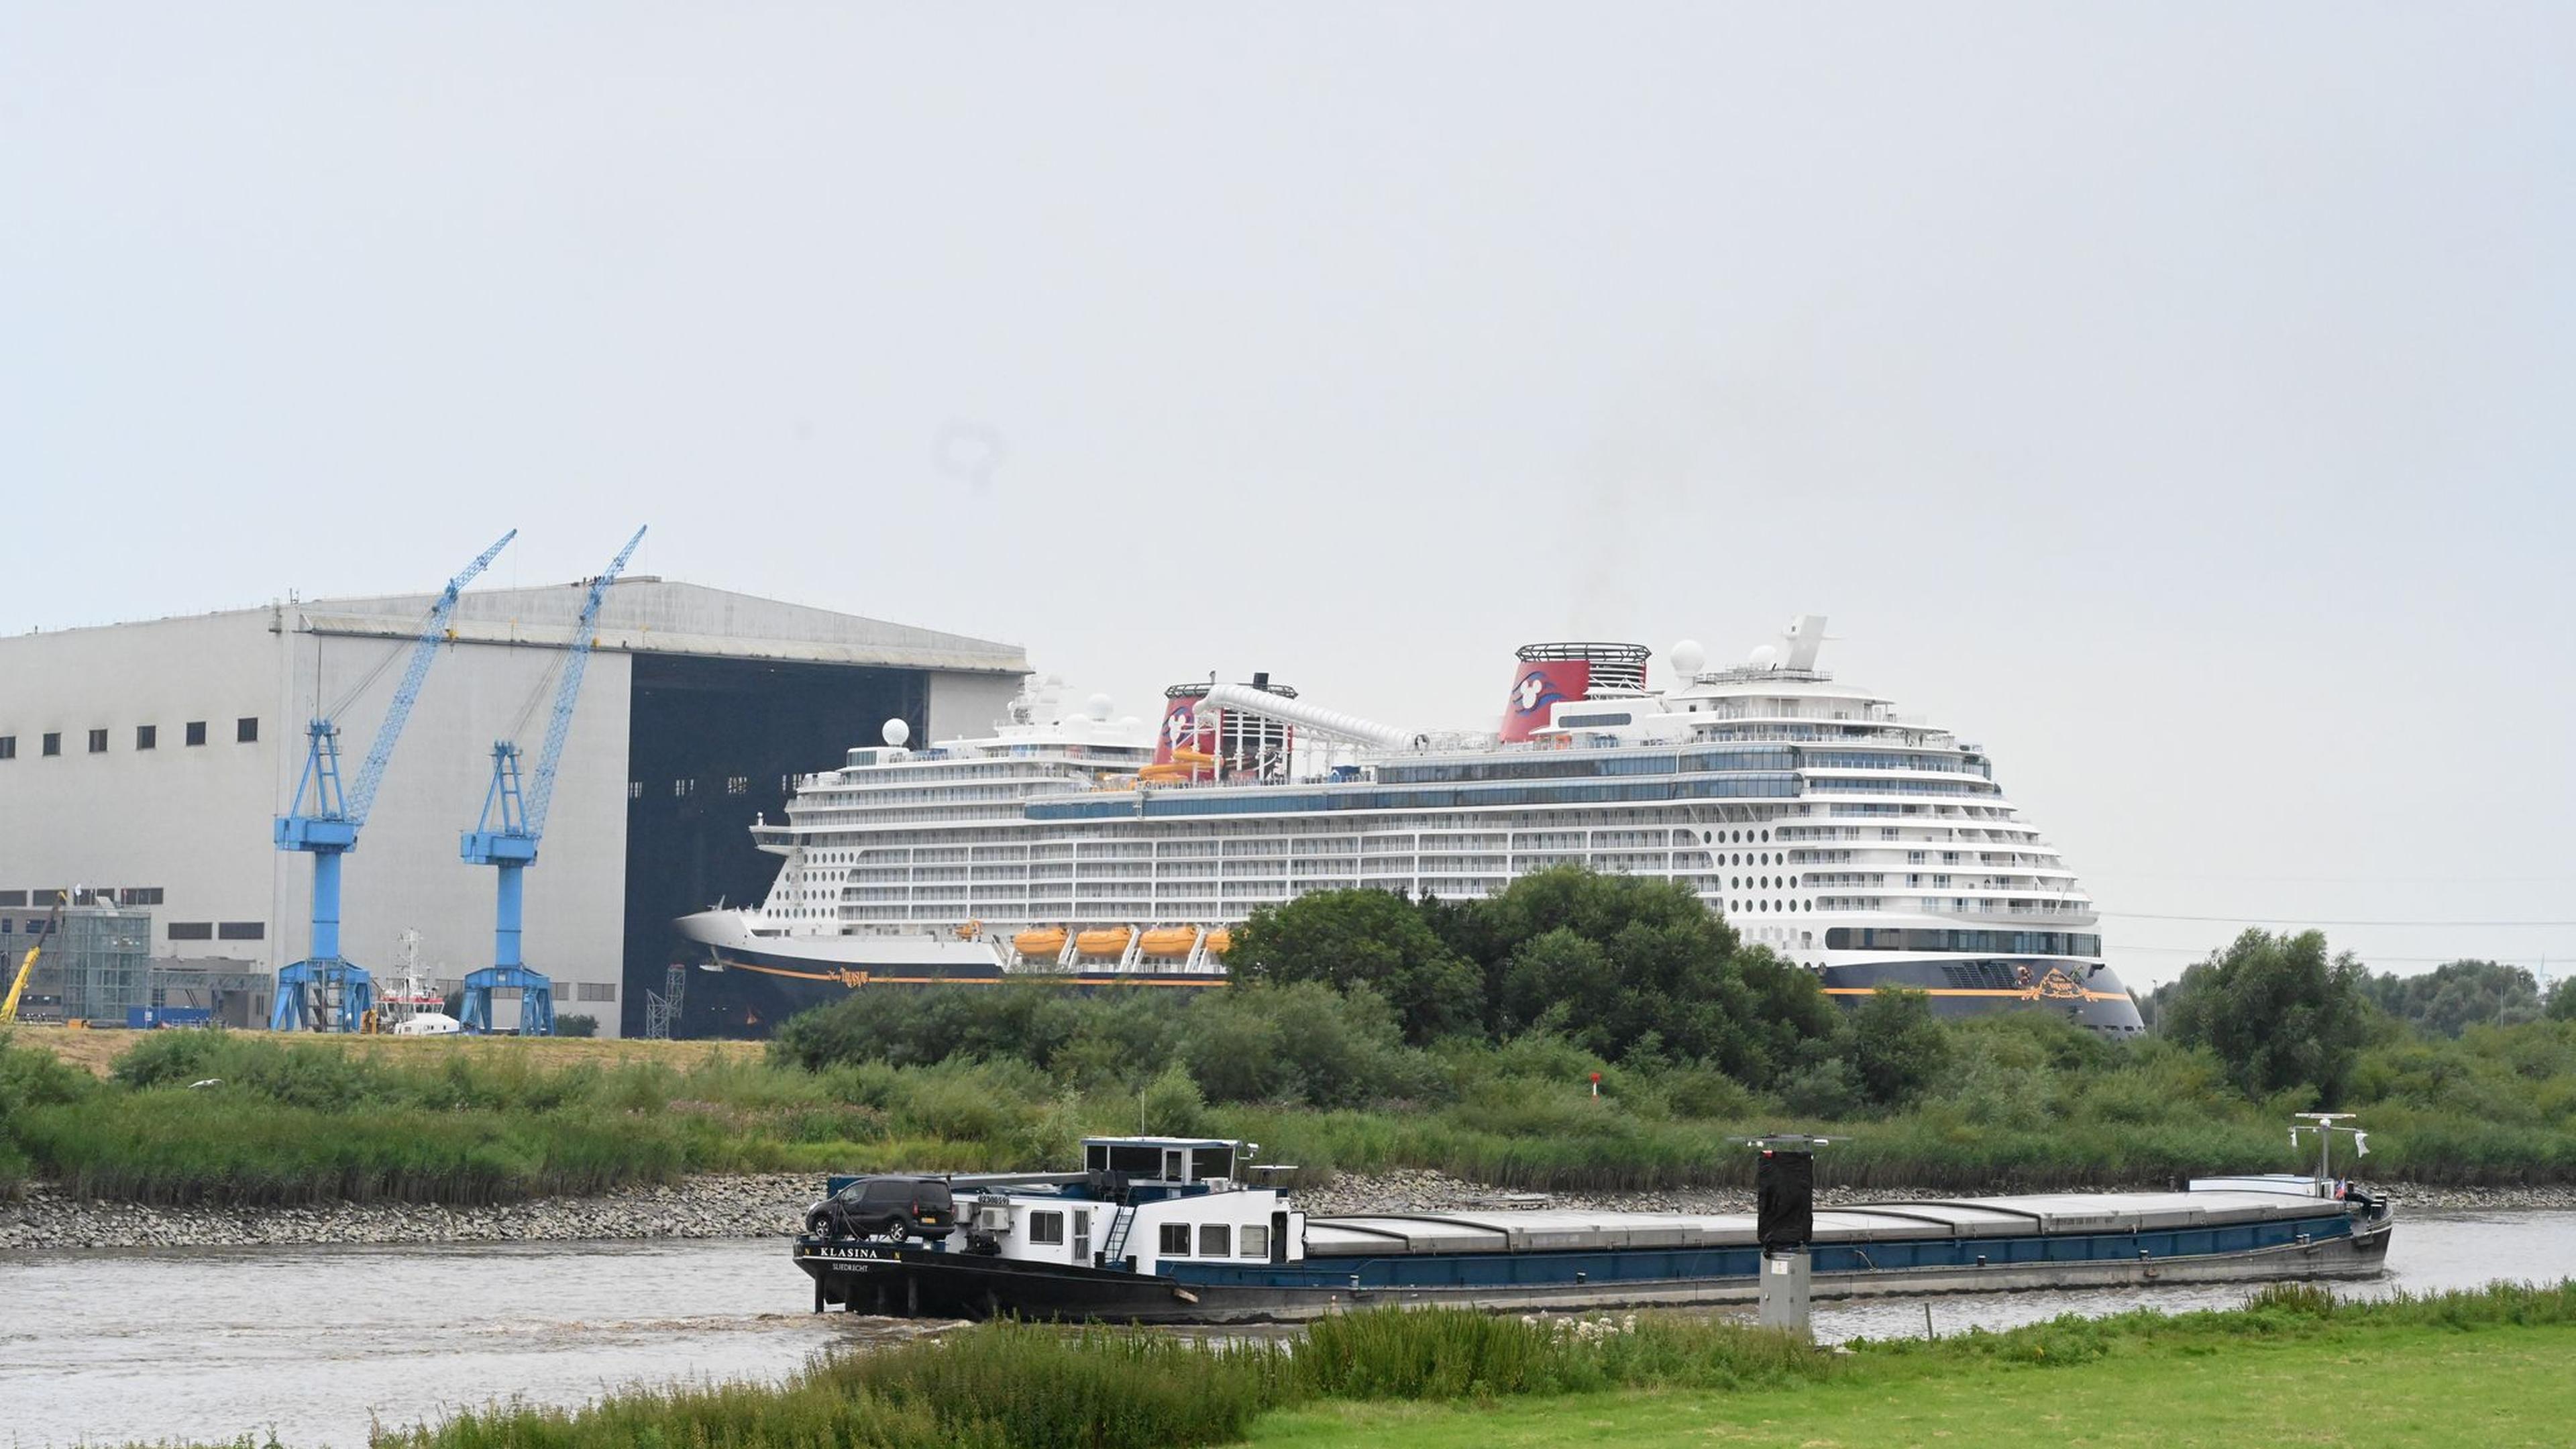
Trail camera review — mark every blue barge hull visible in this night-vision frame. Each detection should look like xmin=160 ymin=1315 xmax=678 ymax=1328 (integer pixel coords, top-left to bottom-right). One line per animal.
xmin=796 ymin=1195 xmax=2394 ymax=1324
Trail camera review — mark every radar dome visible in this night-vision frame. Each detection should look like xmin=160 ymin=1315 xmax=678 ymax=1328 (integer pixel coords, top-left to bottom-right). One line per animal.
xmin=1085 ymin=692 xmax=1114 ymax=721
xmin=881 ymin=718 xmax=911 ymax=747
xmin=1670 ymin=639 xmax=1707 ymax=677
xmin=1748 ymin=644 xmax=1779 ymax=669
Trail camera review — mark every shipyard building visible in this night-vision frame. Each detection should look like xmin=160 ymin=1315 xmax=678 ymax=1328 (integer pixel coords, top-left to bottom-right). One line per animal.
xmin=0 ymin=581 xmax=1026 ymax=1036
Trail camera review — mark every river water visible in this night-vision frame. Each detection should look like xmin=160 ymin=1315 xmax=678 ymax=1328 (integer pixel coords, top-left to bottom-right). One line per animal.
xmin=5 ymin=1212 xmax=2571 ymax=1449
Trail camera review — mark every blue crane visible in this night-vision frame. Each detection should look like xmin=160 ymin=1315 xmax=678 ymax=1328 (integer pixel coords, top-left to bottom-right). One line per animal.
xmin=458 ymin=525 xmax=646 ymax=1034
xmin=272 ymin=529 xmax=518 ymax=1031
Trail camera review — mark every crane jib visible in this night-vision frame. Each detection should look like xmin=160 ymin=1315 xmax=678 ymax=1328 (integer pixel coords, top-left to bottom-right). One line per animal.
xmin=458 ymin=525 xmax=646 ymax=1030
xmin=270 ymin=529 xmax=518 ymax=1033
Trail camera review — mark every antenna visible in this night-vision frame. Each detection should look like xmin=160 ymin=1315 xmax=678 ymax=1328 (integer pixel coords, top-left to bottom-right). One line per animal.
xmin=2289 ymin=1113 xmax=2369 ymax=1191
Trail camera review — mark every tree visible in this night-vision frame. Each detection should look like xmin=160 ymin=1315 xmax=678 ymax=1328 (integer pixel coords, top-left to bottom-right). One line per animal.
xmin=2551 ymin=978 xmax=2576 ymax=1022
xmin=1839 ymin=987 xmax=1951 ymax=1107
xmin=554 ymin=1014 xmax=599 ymax=1038
xmin=2365 ymin=960 xmax=2541 ymax=1037
xmin=2160 ymin=929 xmax=2371 ymax=1104
xmin=1232 ymin=868 xmax=1839 ymax=1086
xmin=1470 ymin=867 xmax=1834 ymax=1083
xmin=1230 ymin=889 xmax=1484 ymax=1044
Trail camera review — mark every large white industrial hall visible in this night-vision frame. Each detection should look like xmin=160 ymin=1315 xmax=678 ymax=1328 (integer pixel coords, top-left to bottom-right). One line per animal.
xmin=0 ymin=576 xmax=1026 ymax=1036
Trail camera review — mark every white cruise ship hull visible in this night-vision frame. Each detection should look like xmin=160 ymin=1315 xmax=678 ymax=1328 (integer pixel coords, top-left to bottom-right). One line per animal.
xmin=676 ymin=910 xmax=1226 ymax=987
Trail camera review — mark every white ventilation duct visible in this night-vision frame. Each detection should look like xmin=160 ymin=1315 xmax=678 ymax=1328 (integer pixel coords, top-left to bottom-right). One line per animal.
xmin=1198 ymin=683 xmax=1417 ymax=752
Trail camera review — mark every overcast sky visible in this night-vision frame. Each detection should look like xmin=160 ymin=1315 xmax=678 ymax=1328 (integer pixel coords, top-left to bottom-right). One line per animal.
xmin=6 ymin=5 xmax=2570 ymax=988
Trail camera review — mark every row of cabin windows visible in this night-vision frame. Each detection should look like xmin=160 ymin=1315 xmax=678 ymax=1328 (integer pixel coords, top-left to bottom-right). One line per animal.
xmin=1011 ymin=1209 xmax=1272 ymax=1254
xmin=0 ymin=719 xmax=258 ymax=760
xmin=1157 ymin=1222 xmax=1269 ymax=1259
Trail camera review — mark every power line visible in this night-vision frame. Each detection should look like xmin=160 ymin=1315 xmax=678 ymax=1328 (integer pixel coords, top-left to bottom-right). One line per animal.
xmin=2098 ymin=912 xmax=2576 ymax=927
xmin=2088 ymin=871 xmax=2572 ymax=885
xmin=2111 ymin=944 xmax=2571 ymax=964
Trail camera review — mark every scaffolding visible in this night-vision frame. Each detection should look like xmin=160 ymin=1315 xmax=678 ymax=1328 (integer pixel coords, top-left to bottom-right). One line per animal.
xmin=643 ymin=962 xmax=686 ymax=1040
xmin=28 ymin=906 xmax=154 ymax=1025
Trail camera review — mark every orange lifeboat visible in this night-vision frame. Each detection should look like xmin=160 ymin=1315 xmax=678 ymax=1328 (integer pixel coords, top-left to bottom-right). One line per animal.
xmin=1075 ymin=928 xmax=1134 ymax=957
xmin=1203 ymin=928 xmax=1234 ymax=955
xmin=1014 ymin=927 xmax=1067 ymax=958
xmin=1140 ymin=928 xmax=1199 ymax=959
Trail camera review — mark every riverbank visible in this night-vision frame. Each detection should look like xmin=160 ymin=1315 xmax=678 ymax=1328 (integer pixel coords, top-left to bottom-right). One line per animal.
xmin=14 ymin=1024 xmax=2576 ymax=1224
xmin=124 ymin=1281 xmax=2576 ymax=1449
xmin=9 ymin=1167 xmax=2573 ymax=1252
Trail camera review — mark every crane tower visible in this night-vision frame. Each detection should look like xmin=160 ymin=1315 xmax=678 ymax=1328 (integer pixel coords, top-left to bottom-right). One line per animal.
xmin=458 ymin=525 xmax=646 ymax=1034
xmin=271 ymin=530 xmax=517 ymax=1031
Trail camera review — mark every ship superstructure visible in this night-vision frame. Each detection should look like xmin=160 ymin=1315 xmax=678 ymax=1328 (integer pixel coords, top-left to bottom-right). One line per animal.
xmin=677 ymin=618 xmax=2143 ymax=1032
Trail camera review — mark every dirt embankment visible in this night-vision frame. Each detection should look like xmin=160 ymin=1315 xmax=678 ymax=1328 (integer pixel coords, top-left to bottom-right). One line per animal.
xmin=11 ymin=1023 xmax=770 ymax=1077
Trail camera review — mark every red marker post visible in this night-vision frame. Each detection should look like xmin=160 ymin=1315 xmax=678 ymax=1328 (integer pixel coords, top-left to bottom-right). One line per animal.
xmin=1589 ymin=1071 xmax=1601 ymax=1098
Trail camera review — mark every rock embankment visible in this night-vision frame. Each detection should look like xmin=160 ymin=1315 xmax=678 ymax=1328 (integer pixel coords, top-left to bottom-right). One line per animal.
xmin=0 ymin=1174 xmax=822 ymax=1251
xmin=5 ymin=1171 xmax=2570 ymax=1252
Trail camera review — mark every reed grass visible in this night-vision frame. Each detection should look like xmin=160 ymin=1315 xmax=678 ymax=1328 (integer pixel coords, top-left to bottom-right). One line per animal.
xmin=13 ymin=1008 xmax=2576 ymax=1208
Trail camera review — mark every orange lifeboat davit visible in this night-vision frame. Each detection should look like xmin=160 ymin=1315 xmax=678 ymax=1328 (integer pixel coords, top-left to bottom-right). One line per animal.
xmin=1014 ymin=927 xmax=1067 ymax=958
xmin=1075 ymin=928 xmax=1134 ymax=958
xmin=1140 ymin=928 xmax=1198 ymax=959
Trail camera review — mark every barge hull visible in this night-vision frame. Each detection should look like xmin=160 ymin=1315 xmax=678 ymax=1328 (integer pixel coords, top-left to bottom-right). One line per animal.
xmin=798 ymin=1220 xmax=2391 ymax=1325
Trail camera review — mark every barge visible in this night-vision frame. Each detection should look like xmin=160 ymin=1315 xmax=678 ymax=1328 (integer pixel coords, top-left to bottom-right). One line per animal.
xmin=793 ymin=1134 xmax=2394 ymax=1324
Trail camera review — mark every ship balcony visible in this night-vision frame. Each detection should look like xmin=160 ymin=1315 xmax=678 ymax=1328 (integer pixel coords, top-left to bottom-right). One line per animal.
xmin=1940 ymin=902 xmax=2099 ymax=923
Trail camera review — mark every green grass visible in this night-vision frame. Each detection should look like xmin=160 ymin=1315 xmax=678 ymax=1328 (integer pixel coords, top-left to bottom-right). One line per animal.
xmin=113 ymin=1283 xmax=2576 ymax=1449
xmin=1245 ymin=1327 xmax=2576 ymax=1448
xmin=1258 ymin=1283 xmax=2576 ymax=1448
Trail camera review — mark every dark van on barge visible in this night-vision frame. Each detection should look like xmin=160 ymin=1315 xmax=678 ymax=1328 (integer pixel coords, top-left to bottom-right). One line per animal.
xmin=793 ymin=1133 xmax=2394 ymax=1324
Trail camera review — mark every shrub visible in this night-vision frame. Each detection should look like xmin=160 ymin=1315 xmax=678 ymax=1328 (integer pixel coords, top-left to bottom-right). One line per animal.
xmin=1138 ymin=1064 xmax=1209 ymax=1136
xmin=1839 ymin=987 xmax=1950 ymax=1108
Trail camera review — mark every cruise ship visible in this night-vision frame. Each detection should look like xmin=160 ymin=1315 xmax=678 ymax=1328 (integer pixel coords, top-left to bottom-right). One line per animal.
xmin=676 ymin=617 xmax=2144 ymax=1033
